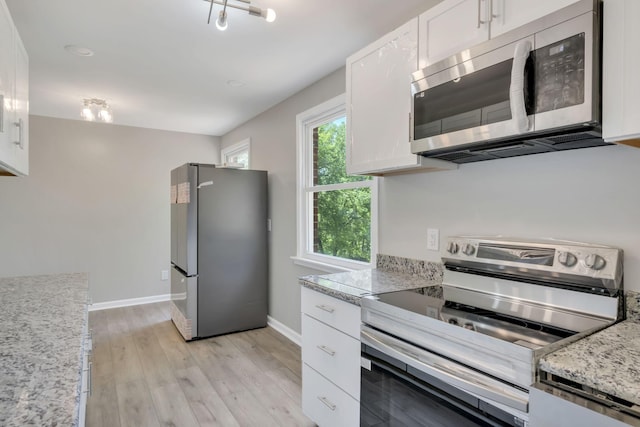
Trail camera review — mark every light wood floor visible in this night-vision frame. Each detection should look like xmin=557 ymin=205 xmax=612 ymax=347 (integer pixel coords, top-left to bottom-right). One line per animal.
xmin=86 ymin=302 xmax=314 ymax=427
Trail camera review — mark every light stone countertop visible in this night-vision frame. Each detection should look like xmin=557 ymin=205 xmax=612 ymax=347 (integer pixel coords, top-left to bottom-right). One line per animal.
xmin=0 ymin=273 xmax=89 ymax=427
xmin=299 ymin=255 xmax=443 ymax=305
xmin=539 ymin=319 xmax=640 ymax=407
xmin=300 ymin=269 xmax=441 ymax=305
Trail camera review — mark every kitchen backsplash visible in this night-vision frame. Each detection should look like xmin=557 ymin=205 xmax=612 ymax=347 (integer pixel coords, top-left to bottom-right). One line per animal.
xmin=626 ymin=291 xmax=640 ymax=320
xmin=376 ymin=254 xmax=443 ymax=282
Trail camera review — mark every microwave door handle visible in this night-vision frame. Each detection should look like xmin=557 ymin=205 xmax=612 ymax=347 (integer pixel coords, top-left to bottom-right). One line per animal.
xmin=509 ymin=40 xmax=532 ymax=134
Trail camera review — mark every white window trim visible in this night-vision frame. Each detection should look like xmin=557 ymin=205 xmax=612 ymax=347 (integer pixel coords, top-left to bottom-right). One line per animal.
xmin=292 ymin=94 xmax=378 ymax=273
xmin=221 ymin=137 xmax=251 ymax=168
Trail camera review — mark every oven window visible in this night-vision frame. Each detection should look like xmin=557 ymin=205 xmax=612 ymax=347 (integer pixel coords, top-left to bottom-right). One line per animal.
xmin=361 ymin=358 xmax=509 ymax=427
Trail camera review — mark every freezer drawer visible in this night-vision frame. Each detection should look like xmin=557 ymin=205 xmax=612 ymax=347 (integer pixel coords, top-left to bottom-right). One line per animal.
xmin=170 ymin=266 xmax=198 ymax=340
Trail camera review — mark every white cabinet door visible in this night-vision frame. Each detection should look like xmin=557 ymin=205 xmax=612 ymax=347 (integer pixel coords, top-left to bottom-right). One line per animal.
xmin=301 ymin=286 xmax=361 ymax=339
xmin=530 ymin=387 xmax=630 ymax=427
xmin=0 ymin=0 xmax=15 ymax=174
xmin=0 ymin=0 xmax=28 ymax=176
xmin=12 ymin=34 xmax=28 ymax=175
xmin=602 ymin=0 xmax=640 ymax=144
xmin=302 ymin=364 xmax=359 ymax=427
xmin=302 ymin=315 xmax=361 ymax=400
xmin=346 ymin=18 xmax=422 ymax=175
xmin=489 ymin=0 xmax=580 ymax=38
xmin=418 ymin=0 xmax=490 ymax=68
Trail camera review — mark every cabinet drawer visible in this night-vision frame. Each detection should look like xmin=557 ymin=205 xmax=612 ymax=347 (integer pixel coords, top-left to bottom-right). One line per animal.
xmin=302 ymin=363 xmax=359 ymax=427
xmin=301 ymin=286 xmax=360 ymax=339
xmin=302 ymin=314 xmax=360 ymax=400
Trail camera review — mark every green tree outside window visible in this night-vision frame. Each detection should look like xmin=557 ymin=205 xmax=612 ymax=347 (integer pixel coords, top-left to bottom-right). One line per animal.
xmin=312 ymin=118 xmax=372 ymax=262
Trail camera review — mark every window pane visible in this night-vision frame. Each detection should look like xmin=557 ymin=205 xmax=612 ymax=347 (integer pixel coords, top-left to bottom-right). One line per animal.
xmin=225 ymin=149 xmax=249 ymax=169
xmin=313 ymin=187 xmax=371 ymax=262
xmin=314 ymin=117 xmax=371 ymax=186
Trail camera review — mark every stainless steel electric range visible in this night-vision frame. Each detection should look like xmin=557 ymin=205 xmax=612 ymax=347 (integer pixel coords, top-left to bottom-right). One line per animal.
xmin=360 ymin=236 xmax=623 ymax=427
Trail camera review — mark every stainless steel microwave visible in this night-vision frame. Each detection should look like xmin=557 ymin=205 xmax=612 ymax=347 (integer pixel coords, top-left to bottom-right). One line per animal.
xmin=410 ymin=0 xmax=611 ymax=163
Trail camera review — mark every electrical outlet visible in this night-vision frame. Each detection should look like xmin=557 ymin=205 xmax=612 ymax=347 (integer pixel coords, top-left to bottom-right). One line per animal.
xmin=161 ymin=270 xmax=169 ymax=281
xmin=427 ymin=228 xmax=439 ymax=251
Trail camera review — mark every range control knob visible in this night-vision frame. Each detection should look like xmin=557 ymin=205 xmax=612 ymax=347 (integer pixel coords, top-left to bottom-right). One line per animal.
xmin=446 ymin=241 xmax=459 ymax=254
xmin=557 ymin=251 xmax=577 ymax=267
xmin=462 ymin=244 xmax=476 ymax=256
xmin=448 ymin=318 xmax=458 ymax=326
xmin=585 ymin=254 xmax=606 ymax=270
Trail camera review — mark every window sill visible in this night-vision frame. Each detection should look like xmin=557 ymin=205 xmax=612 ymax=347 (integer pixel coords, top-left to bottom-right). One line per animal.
xmin=290 ymin=256 xmax=371 ymax=274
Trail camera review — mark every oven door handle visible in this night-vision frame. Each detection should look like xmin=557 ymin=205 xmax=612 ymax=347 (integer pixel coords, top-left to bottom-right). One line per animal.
xmin=361 ymin=325 xmax=529 ymax=413
xmin=509 ymin=39 xmax=532 ymax=134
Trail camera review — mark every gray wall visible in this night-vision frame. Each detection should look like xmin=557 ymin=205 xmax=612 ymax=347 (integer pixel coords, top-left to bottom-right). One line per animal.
xmin=0 ymin=116 xmax=220 ymax=303
xmin=222 ymin=68 xmax=640 ymax=335
xmin=380 ymin=144 xmax=640 ymax=290
xmin=221 ymin=68 xmax=347 ymax=333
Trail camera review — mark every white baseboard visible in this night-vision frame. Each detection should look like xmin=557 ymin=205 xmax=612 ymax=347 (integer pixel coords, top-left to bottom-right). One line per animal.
xmin=89 ymin=293 xmax=171 ymax=311
xmin=267 ymin=315 xmax=301 ymax=347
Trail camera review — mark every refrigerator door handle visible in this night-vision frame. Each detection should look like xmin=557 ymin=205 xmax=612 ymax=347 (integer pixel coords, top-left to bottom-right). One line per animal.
xmin=197 ymin=181 xmax=214 ymax=189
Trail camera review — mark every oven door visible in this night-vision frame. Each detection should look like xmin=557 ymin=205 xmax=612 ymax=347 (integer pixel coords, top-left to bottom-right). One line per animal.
xmin=361 ymin=326 xmax=529 ymax=427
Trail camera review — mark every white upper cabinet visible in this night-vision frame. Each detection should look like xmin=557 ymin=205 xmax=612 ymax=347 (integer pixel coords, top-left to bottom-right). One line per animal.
xmin=346 ymin=18 xmax=456 ymax=175
xmin=489 ymin=0 xmax=580 ymax=39
xmin=0 ymin=0 xmax=16 ymax=175
xmin=602 ymin=0 xmax=640 ymax=144
xmin=0 ymin=0 xmax=28 ymax=176
xmin=13 ymin=35 xmax=28 ymax=175
xmin=418 ymin=0 xmax=490 ymax=68
xmin=419 ymin=0 xmax=580 ymax=67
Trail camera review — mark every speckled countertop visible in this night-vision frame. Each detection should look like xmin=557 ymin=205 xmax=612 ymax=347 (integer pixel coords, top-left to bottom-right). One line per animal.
xmin=0 ymin=273 xmax=89 ymax=427
xmin=539 ymin=319 xmax=640 ymax=407
xmin=299 ymin=254 xmax=443 ymax=305
xmin=300 ymin=269 xmax=441 ymax=305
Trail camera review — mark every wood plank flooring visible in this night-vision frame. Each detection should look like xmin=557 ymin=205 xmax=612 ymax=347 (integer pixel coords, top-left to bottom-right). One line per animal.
xmin=86 ymin=302 xmax=314 ymax=427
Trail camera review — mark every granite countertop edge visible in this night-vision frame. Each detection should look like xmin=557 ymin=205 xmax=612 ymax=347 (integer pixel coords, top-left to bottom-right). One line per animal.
xmin=0 ymin=272 xmax=89 ymax=427
xmin=298 ymin=254 xmax=444 ymax=305
xmin=538 ymin=318 xmax=640 ymax=407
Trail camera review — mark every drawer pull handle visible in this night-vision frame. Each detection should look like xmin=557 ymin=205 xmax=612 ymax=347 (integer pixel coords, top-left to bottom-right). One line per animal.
xmin=315 ymin=304 xmax=335 ymax=313
xmin=317 ymin=345 xmax=336 ymax=356
xmin=318 ymin=396 xmax=336 ymax=411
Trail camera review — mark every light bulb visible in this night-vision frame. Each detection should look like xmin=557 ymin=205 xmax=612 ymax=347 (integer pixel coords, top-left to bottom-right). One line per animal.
xmin=216 ymin=10 xmax=228 ymax=31
xmin=264 ymin=8 xmax=276 ymax=23
xmin=81 ymin=106 xmax=94 ymax=121
xmin=99 ymin=107 xmax=112 ymax=123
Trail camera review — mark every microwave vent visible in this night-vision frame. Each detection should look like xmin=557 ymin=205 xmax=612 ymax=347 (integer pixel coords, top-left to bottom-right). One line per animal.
xmin=424 ymin=130 xmax=612 ymax=164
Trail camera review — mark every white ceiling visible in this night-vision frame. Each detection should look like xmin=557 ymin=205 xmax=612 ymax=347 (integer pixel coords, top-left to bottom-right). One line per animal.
xmin=6 ymin=0 xmax=442 ymax=136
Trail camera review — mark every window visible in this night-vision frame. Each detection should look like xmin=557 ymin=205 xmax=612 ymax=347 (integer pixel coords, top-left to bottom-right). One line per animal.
xmin=221 ymin=138 xmax=251 ymax=169
xmin=294 ymin=94 xmax=377 ymax=272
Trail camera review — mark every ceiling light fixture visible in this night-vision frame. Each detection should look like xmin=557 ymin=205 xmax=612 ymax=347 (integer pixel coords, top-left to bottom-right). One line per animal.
xmin=204 ymin=0 xmax=276 ymax=31
xmin=81 ymin=98 xmax=113 ymax=123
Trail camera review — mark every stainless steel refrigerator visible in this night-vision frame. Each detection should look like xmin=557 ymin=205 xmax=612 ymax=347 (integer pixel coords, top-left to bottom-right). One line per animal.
xmin=170 ymin=163 xmax=268 ymax=341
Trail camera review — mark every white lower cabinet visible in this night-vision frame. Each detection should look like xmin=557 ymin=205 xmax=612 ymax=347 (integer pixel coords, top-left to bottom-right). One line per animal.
xmin=529 ymin=387 xmax=630 ymax=427
xmin=301 ymin=287 xmax=361 ymax=426
xmin=78 ymin=323 xmax=92 ymax=426
xmin=302 ymin=364 xmax=360 ymax=427
xmin=302 ymin=315 xmax=361 ymax=400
